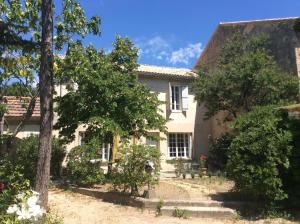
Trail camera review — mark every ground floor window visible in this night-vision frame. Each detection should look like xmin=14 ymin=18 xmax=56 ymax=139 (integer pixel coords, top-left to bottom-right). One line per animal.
xmin=168 ymin=133 xmax=191 ymax=158
xmin=145 ymin=132 xmax=159 ymax=148
xmin=100 ymin=143 xmax=110 ymax=161
xmin=79 ymin=132 xmax=110 ymax=160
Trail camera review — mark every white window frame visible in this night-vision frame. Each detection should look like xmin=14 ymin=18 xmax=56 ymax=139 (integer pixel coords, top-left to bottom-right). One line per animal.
xmin=171 ymin=85 xmax=182 ymax=111
xmin=100 ymin=143 xmax=110 ymax=161
xmin=78 ymin=132 xmax=110 ymax=161
xmin=169 ymin=84 xmax=189 ymax=112
xmin=167 ymin=133 xmax=192 ymax=159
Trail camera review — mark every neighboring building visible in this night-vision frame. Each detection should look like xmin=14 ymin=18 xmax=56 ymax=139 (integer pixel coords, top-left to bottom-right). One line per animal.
xmin=193 ymin=17 xmax=300 ymax=139
xmin=3 ymin=96 xmax=40 ymax=138
xmin=4 ymin=64 xmax=212 ymax=169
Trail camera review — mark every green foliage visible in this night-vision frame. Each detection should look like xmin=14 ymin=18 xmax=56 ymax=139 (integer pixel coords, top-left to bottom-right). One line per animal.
xmin=173 ymin=207 xmax=188 ymax=219
xmin=281 ymin=117 xmax=300 ymax=207
xmin=44 ymin=210 xmax=64 ymax=224
xmin=2 ymin=83 xmax=36 ymax=97
xmin=227 ymin=106 xmax=293 ymax=202
xmin=111 ymin=144 xmax=161 ymax=195
xmin=193 ymin=33 xmax=299 ymax=120
xmin=207 ymin=133 xmax=233 ymax=171
xmin=0 ymin=157 xmax=30 ymax=214
xmin=65 ymin=141 xmax=105 ymax=186
xmin=155 ymin=199 xmax=164 ymax=216
xmin=0 ymin=0 xmax=101 ymax=139
xmin=13 ymin=135 xmax=66 ymax=183
xmin=54 ymin=37 xmax=166 ymax=144
xmin=174 ymin=158 xmax=185 ymax=178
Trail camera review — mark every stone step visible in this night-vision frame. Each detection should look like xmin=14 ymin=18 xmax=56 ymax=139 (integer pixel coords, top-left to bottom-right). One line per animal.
xmin=142 ymin=199 xmax=224 ymax=209
xmin=161 ymin=206 xmax=236 ymax=218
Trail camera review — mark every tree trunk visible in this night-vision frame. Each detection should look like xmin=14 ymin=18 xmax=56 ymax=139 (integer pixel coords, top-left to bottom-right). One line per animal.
xmin=35 ymin=0 xmax=53 ymax=210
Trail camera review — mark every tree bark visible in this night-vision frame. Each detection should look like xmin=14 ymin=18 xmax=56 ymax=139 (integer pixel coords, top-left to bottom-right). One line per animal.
xmin=35 ymin=0 xmax=53 ymax=210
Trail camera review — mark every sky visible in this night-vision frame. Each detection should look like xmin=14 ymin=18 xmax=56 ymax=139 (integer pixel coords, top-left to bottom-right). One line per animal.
xmin=67 ymin=0 xmax=300 ymax=68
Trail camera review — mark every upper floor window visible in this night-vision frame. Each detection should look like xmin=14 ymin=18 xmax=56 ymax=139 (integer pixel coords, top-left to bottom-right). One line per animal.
xmin=170 ymin=85 xmax=189 ymax=111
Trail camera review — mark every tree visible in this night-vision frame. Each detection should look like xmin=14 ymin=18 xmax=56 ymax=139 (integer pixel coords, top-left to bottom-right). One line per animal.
xmin=193 ymin=33 xmax=299 ymax=121
xmin=54 ymin=37 xmax=167 ymax=173
xmin=226 ymin=106 xmax=293 ymax=203
xmin=35 ymin=0 xmax=53 ymax=208
xmin=0 ymin=0 xmax=100 ymax=208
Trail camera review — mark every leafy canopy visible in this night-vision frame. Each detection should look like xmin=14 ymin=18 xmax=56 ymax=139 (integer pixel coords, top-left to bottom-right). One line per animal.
xmin=193 ymin=33 xmax=299 ymax=120
xmin=54 ymin=36 xmax=167 ymax=143
xmin=0 ymin=0 xmax=100 ymax=134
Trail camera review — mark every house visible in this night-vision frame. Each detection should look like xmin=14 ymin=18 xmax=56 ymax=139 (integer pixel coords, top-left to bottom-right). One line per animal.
xmin=193 ymin=17 xmax=300 ymax=139
xmin=4 ymin=64 xmax=211 ymax=169
xmin=3 ymin=96 xmax=40 ymax=138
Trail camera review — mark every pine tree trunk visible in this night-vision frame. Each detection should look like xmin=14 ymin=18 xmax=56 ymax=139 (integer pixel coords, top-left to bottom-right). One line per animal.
xmin=35 ymin=0 xmax=53 ymax=210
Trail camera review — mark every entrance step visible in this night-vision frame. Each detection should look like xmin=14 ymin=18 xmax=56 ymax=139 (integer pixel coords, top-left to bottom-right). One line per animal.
xmin=142 ymin=199 xmax=223 ymax=209
xmin=161 ymin=206 xmax=236 ymax=218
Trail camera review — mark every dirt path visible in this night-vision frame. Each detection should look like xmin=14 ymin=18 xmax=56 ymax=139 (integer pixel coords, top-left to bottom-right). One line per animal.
xmin=49 ymin=189 xmax=295 ymax=224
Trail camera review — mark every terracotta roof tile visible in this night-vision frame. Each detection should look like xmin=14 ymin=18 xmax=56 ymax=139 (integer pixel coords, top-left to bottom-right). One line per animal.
xmin=4 ymin=96 xmax=40 ymax=118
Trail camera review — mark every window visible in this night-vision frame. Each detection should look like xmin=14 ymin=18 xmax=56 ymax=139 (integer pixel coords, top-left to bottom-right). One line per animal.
xmin=170 ymin=85 xmax=189 ymax=111
xmin=171 ymin=86 xmax=181 ymax=110
xmin=168 ymin=133 xmax=191 ymax=158
xmin=78 ymin=132 xmax=110 ymax=160
xmin=100 ymin=144 xmax=110 ymax=161
xmin=145 ymin=133 xmax=159 ymax=148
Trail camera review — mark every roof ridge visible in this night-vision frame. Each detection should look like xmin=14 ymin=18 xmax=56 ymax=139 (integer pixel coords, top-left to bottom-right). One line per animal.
xmin=138 ymin=64 xmax=191 ymax=71
xmin=220 ymin=17 xmax=300 ymax=25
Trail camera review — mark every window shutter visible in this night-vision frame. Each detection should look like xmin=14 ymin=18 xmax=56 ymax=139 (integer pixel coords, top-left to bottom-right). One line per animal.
xmin=181 ymin=86 xmax=189 ymax=111
xmin=169 ymin=82 xmax=172 ymax=111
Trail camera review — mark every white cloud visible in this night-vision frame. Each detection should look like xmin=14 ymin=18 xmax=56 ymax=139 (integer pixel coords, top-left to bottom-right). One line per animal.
xmin=169 ymin=43 xmax=203 ymax=65
xmin=135 ymin=36 xmax=202 ymax=66
xmin=135 ymin=36 xmax=170 ymax=58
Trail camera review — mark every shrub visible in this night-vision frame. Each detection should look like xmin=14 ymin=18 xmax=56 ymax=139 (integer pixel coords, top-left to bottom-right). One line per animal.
xmin=174 ymin=158 xmax=185 ymax=178
xmin=0 ymin=157 xmax=30 ymax=218
xmin=111 ymin=144 xmax=161 ymax=195
xmin=65 ymin=142 xmax=105 ymax=186
xmin=207 ymin=133 xmax=233 ymax=172
xmin=227 ymin=106 xmax=293 ymax=203
xmin=281 ymin=116 xmax=300 ymax=207
xmin=14 ymin=135 xmax=66 ymax=183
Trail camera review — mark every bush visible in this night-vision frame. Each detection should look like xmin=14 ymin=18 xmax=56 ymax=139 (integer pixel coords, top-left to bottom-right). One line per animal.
xmin=65 ymin=142 xmax=105 ymax=186
xmin=0 ymin=157 xmax=30 ymax=217
xmin=207 ymin=133 xmax=233 ymax=171
xmin=14 ymin=135 xmax=66 ymax=183
xmin=227 ymin=106 xmax=293 ymax=203
xmin=111 ymin=144 xmax=161 ymax=195
xmin=281 ymin=116 xmax=300 ymax=207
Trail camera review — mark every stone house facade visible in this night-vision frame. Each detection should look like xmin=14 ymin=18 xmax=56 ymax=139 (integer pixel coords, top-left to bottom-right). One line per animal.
xmin=4 ymin=64 xmax=211 ymax=169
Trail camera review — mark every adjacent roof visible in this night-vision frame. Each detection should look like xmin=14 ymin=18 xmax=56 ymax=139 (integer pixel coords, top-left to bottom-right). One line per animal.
xmin=137 ymin=64 xmax=197 ymax=79
xmin=4 ymin=96 xmax=40 ymax=118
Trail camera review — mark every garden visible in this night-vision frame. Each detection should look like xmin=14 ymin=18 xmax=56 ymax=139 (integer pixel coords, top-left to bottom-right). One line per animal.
xmin=1 ymin=1 xmax=300 ymax=223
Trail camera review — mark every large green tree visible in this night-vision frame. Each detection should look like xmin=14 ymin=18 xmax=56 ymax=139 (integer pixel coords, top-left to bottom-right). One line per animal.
xmin=193 ymin=33 xmax=299 ymax=120
xmin=54 ymin=37 xmax=167 ymax=171
xmin=0 ymin=0 xmax=100 ymax=208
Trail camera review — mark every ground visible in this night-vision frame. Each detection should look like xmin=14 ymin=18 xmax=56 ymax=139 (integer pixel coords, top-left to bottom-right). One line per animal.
xmin=49 ymin=178 xmax=297 ymax=224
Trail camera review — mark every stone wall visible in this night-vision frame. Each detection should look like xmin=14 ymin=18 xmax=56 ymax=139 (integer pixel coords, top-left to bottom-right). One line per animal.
xmin=195 ymin=18 xmax=300 ymax=77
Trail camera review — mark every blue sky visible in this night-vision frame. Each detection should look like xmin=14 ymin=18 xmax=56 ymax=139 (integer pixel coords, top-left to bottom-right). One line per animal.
xmin=71 ymin=0 xmax=300 ymax=68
